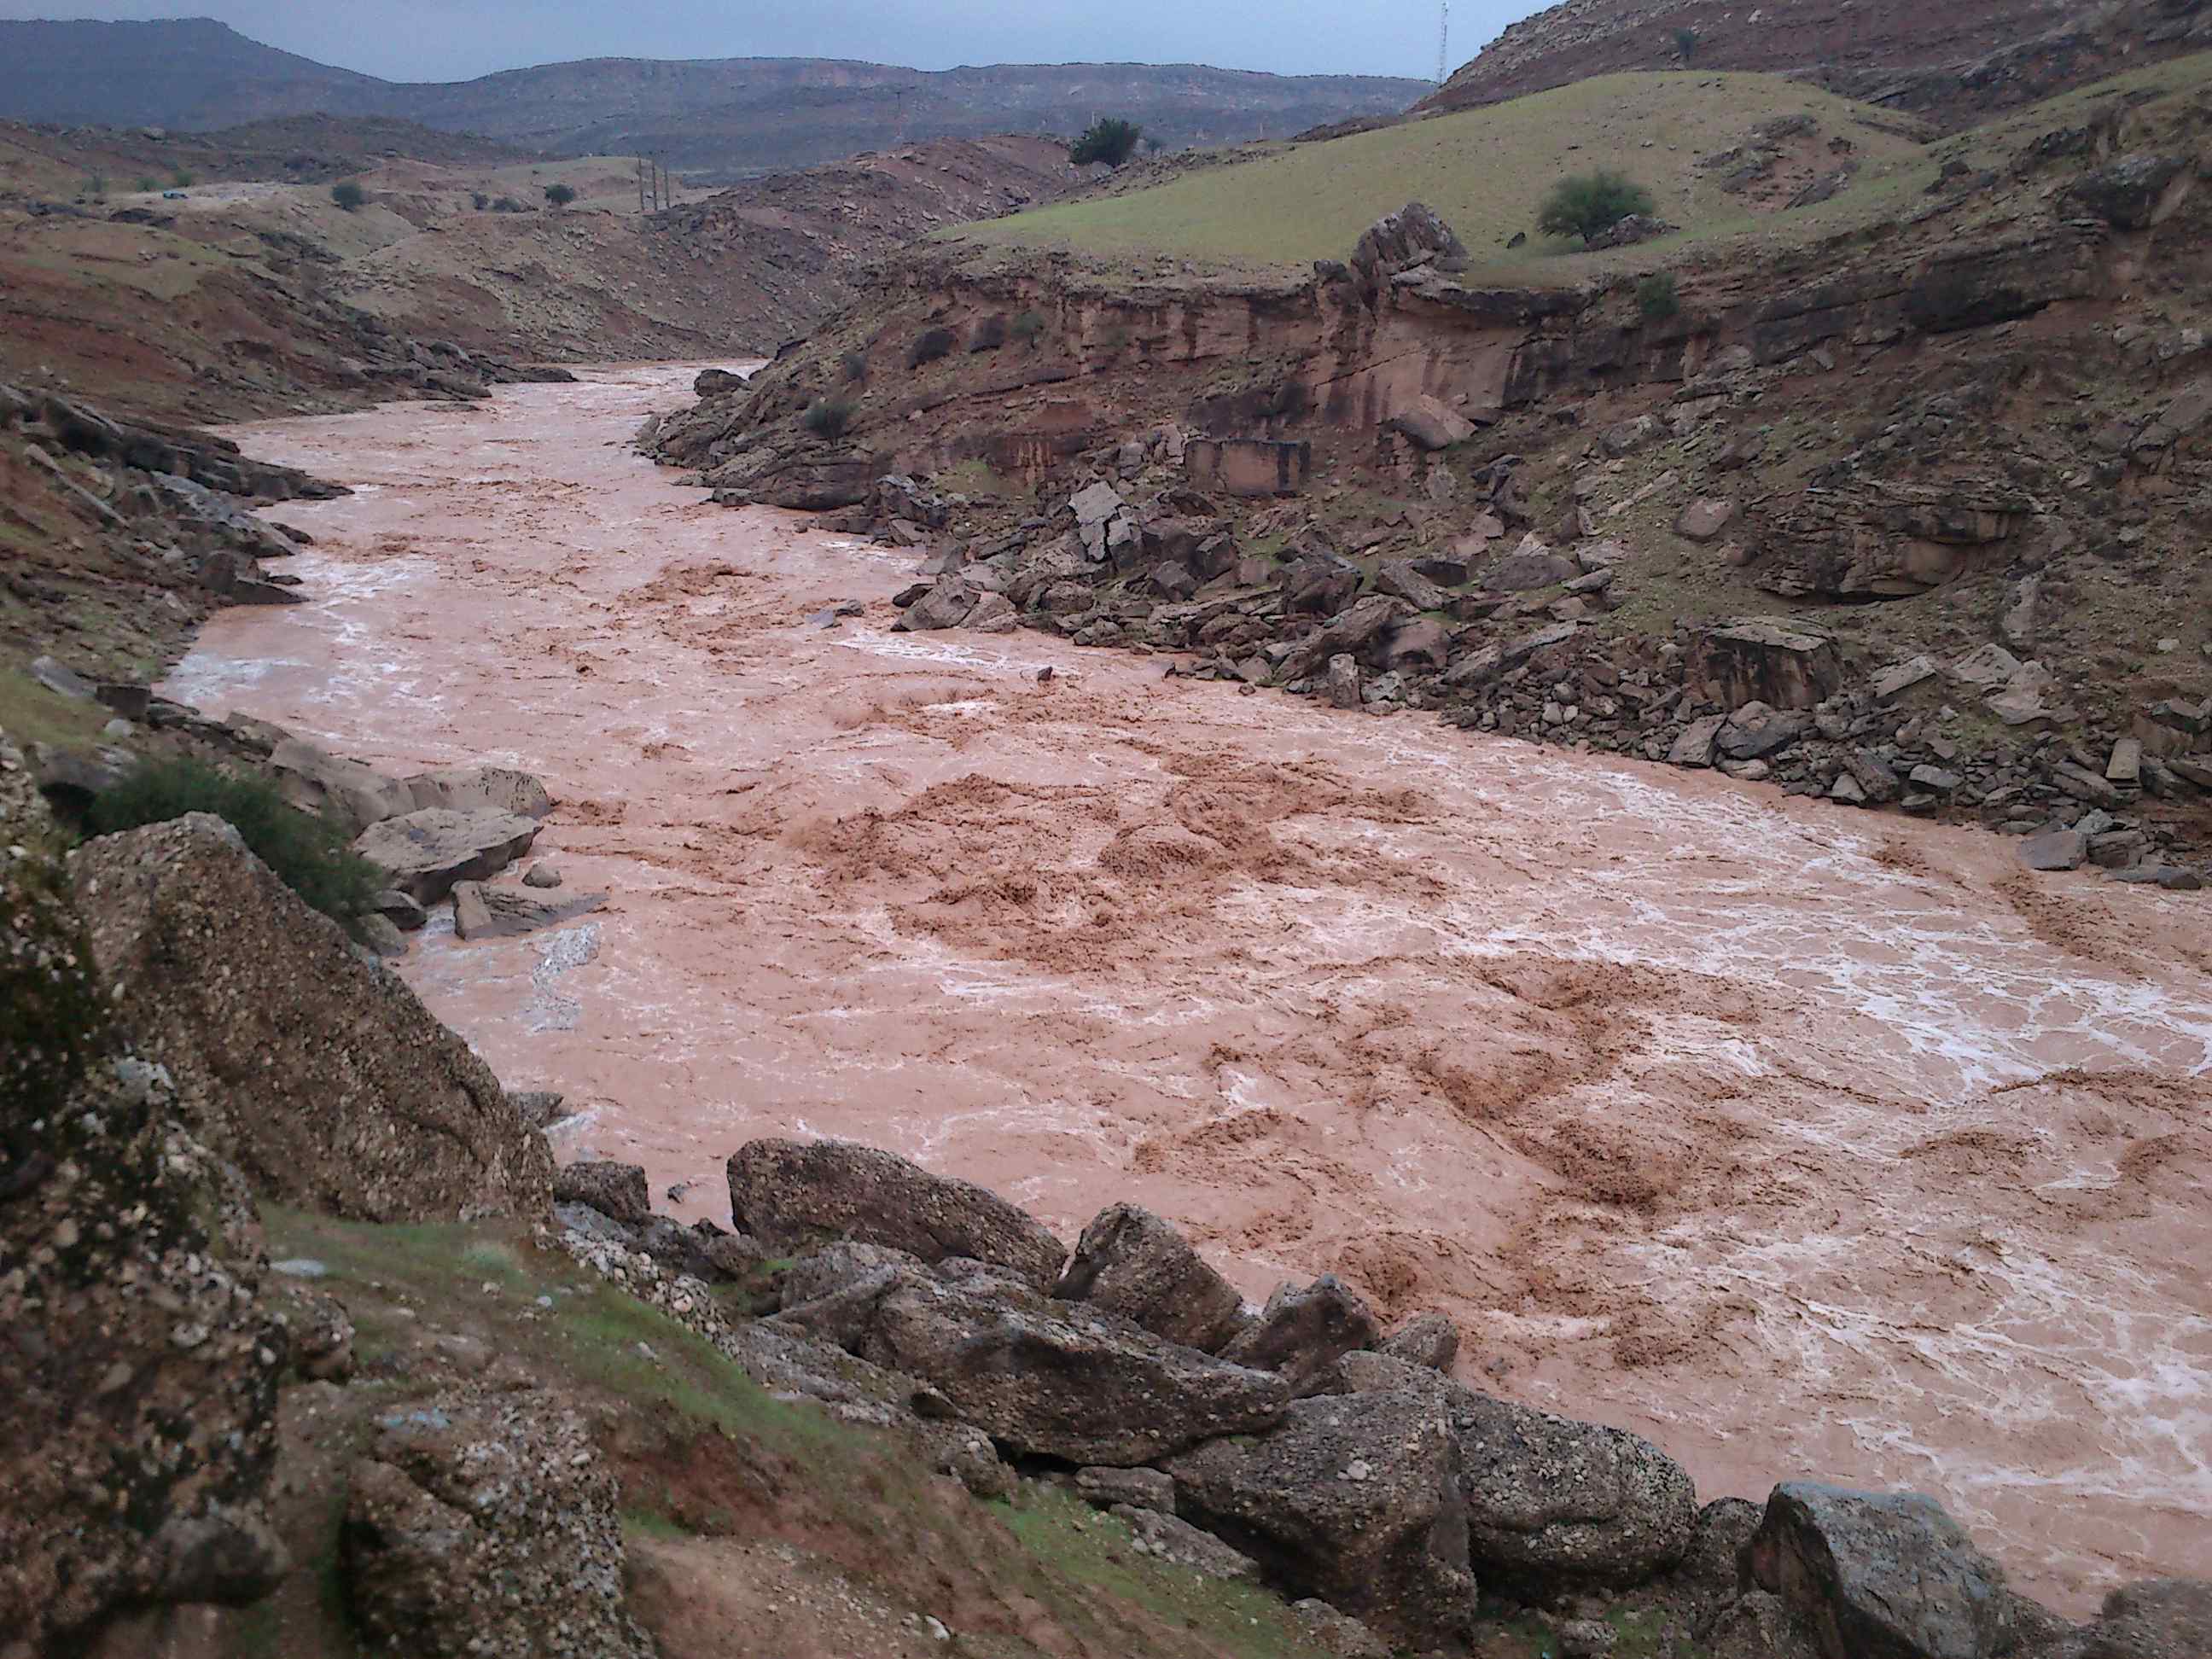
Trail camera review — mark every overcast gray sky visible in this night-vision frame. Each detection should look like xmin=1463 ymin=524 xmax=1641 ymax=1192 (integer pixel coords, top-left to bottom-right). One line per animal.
xmin=0 ymin=1 xmax=1528 ymax=83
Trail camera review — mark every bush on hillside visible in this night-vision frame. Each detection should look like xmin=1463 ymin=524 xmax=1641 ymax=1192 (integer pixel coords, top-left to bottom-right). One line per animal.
xmin=87 ymin=758 xmax=382 ymax=931
xmin=841 ymin=350 xmax=870 ymax=383
xmin=331 ymin=180 xmax=367 ymax=212
xmin=801 ymin=397 xmax=857 ymax=439
xmin=968 ymin=314 xmax=1009 ymax=353
xmin=171 ymin=168 xmax=195 ymax=188
xmin=1069 ymin=117 xmax=1144 ymax=169
xmin=1537 ymin=171 xmax=1657 ymax=243
xmin=84 ymin=174 xmax=108 ymax=201
xmin=1638 ymin=272 xmax=1682 ymax=321
xmin=492 ymin=196 xmax=526 ymax=213
xmin=1674 ymin=27 xmax=1700 ymax=61
xmin=1010 ymin=310 xmax=1048 ymax=347
xmin=137 ymin=175 xmax=158 ymax=194
xmin=905 ymin=327 xmax=958 ymax=370
xmin=471 ymin=191 xmax=490 ymax=211
xmin=544 ymin=183 xmax=577 ymax=207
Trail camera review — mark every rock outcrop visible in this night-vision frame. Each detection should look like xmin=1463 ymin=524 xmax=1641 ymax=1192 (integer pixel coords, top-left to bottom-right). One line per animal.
xmin=71 ymin=814 xmax=553 ymax=1221
xmin=341 ymin=1387 xmax=655 ymax=1658
xmin=728 ymin=1138 xmax=1066 ymax=1289
xmin=1054 ymin=1202 xmax=1252 ymax=1353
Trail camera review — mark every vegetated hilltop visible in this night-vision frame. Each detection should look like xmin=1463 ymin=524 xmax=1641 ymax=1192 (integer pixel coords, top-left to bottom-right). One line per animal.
xmin=0 ymin=18 xmax=1429 ymax=181
xmin=0 ymin=123 xmax=1083 ymax=425
xmin=651 ymin=49 xmax=2212 ymax=886
xmin=1423 ymin=0 xmax=2212 ymax=129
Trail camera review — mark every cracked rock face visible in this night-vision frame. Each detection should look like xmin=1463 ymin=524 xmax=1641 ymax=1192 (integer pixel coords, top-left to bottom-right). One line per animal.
xmin=2 ymin=737 xmax=288 ymax=1646
xmin=341 ymin=1387 xmax=655 ymax=1659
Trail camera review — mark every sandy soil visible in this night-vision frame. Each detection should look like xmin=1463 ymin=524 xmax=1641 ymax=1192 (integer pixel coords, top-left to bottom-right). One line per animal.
xmin=164 ymin=364 xmax=2212 ymax=1617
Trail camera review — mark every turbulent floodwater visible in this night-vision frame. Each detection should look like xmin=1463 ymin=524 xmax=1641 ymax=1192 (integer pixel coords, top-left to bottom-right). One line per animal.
xmin=167 ymin=364 xmax=2212 ymax=1615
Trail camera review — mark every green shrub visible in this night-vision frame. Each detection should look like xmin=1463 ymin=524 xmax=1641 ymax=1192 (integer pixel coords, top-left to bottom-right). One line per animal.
xmin=171 ymin=168 xmax=195 ymax=188
xmin=1069 ymin=117 xmax=1144 ymax=168
xmin=87 ymin=758 xmax=383 ymax=930
xmin=968 ymin=314 xmax=1009 ymax=353
xmin=1674 ymin=27 xmax=1700 ymax=60
xmin=801 ymin=397 xmax=857 ymax=439
xmin=84 ymin=174 xmax=107 ymax=200
xmin=905 ymin=327 xmax=958 ymax=369
xmin=331 ymin=180 xmax=367 ymax=212
xmin=1637 ymin=272 xmax=1682 ymax=321
xmin=137 ymin=175 xmax=158 ymax=193
xmin=1536 ymin=170 xmax=1657 ymax=243
xmin=544 ymin=183 xmax=577 ymax=207
xmin=471 ymin=191 xmax=490 ymax=211
xmin=1010 ymin=310 xmax=1047 ymax=347
xmin=492 ymin=196 xmax=525 ymax=213
xmin=841 ymin=351 xmax=869 ymax=383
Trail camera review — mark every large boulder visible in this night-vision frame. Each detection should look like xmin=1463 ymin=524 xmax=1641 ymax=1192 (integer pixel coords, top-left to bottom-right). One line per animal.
xmin=1164 ymin=1389 xmax=1478 ymax=1650
xmin=341 ymin=1387 xmax=655 ymax=1659
xmin=729 ymin=1138 xmax=1065 ymax=1289
xmin=1688 ymin=620 xmax=1845 ymax=712
xmin=404 ymin=766 xmax=555 ymax=821
xmin=773 ymin=1267 xmax=1290 ymax=1464
xmin=71 ymin=815 xmax=553 ymax=1222
xmin=2066 ymin=154 xmax=2194 ymax=230
xmin=1388 ymin=396 xmax=1477 ymax=451
xmin=266 ymin=737 xmax=416 ymax=837
xmin=1742 ymin=1483 xmax=2023 ymax=1659
xmin=451 ymin=880 xmax=607 ymax=940
xmin=1350 ymin=201 xmax=1469 ymax=301
xmin=353 ymin=806 xmax=540 ymax=904
xmin=1055 ymin=1202 xmax=1251 ymax=1353
xmin=1220 ymin=1274 xmax=1381 ymax=1394
xmin=1337 ymin=1353 xmax=1696 ymax=1588
xmin=2 ymin=746 xmax=288 ymax=1646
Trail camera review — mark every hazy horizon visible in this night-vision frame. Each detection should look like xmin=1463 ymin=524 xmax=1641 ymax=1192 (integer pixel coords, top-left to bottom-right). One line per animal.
xmin=0 ymin=1 xmax=1528 ymax=84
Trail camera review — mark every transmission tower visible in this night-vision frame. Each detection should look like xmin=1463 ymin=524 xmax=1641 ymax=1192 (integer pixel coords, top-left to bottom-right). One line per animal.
xmin=1437 ymin=2 xmax=1451 ymax=85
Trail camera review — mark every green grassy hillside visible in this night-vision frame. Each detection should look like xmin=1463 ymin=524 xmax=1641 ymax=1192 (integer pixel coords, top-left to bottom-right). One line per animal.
xmin=945 ymin=72 xmax=1937 ymax=280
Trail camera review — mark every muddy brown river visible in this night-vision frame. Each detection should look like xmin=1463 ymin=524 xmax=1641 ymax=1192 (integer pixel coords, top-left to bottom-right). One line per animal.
xmin=166 ymin=364 xmax=2212 ymax=1615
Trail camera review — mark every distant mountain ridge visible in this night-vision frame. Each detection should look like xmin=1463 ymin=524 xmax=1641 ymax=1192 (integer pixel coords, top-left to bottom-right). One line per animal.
xmin=0 ymin=18 xmax=1429 ymax=180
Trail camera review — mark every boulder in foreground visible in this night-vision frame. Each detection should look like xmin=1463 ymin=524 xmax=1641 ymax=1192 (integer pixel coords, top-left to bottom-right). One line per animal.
xmin=353 ymin=806 xmax=540 ymax=903
xmin=729 ymin=1138 xmax=1066 ymax=1289
xmin=72 ymin=814 xmax=553 ymax=1222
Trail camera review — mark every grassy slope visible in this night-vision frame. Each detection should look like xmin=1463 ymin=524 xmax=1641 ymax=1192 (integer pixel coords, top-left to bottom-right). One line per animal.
xmin=944 ymin=72 xmax=1935 ymax=280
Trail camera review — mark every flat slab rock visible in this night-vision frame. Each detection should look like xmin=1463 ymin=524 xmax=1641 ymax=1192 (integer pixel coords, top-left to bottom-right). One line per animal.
xmin=353 ymin=807 xmax=540 ymax=904
xmin=451 ymin=880 xmax=607 ymax=940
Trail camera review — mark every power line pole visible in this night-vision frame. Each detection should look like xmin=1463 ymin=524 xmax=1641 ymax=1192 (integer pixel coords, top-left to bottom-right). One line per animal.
xmin=637 ymin=156 xmax=647 ymax=216
xmin=1438 ymin=2 xmax=1451 ymax=85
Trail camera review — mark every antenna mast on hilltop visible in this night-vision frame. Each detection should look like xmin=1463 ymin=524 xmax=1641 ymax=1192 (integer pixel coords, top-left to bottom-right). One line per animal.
xmin=1437 ymin=2 xmax=1451 ymax=85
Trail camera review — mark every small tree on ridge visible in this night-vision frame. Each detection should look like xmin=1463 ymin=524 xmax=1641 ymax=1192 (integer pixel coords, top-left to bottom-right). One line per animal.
xmin=331 ymin=180 xmax=367 ymax=212
xmin=1070 ymin=117 xmax=1144 ymax=168
xmin=1537 ymin=171 xmax=1657 ymax=243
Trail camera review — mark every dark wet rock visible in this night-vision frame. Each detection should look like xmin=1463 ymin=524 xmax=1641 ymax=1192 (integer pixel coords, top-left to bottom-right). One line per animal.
xmin=353 ymin=807 xmax=540 ymax=905
xmin=773 ymin=1266 xmax=1290 ymax=1464
xmin=2067 ymin=154 xmax=2194 ymax=230
xmin=1055 ymin=1202 xmax=1251 ymax=1353
xmin=1336 ymin=1353 xmax=1696 ymax=1589
xmin=72 ymin=814 xmax=553 ymax=1222
xmin=341 ymin=1387 xmax=655 ymax=1658
xmin=1220 ymin=1274 xmax=1382 ymax=1395
xmin=729 ymin=1138 xmax=1066 ymax=1289
xmin=553 ymin=1161 xmax=650 ymax=1227
xmin=1165 ymin=1389 xmax=1478 ymax=1650
xmin=1377 ymin=1312 xmax=1461 ymax=1371
xmin=1743 ymin=1482 xmax=2022 ymax=1659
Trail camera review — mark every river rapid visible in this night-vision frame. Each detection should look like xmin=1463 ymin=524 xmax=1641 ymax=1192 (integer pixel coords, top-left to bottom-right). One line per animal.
xmin=164 ymin=364 xmax=2212 ymax=1615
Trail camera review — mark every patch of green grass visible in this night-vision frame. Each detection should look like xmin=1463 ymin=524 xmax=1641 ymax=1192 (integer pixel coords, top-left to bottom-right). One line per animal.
xmin=0 ymin=665 xmax=110 ymax=751
xmin=944 ymin=72 xmax=1936 ymax=280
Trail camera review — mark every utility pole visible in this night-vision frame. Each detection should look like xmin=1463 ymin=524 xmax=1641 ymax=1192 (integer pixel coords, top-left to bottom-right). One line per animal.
xmin=1438 ymin=2 xmax=1451 ymax=85
xmin=637 ymin=156 xmax=647 ymax=216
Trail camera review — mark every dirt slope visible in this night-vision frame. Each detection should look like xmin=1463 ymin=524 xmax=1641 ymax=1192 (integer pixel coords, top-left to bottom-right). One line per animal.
xmin=1423 ymin=0 xmax=2212 ymax=129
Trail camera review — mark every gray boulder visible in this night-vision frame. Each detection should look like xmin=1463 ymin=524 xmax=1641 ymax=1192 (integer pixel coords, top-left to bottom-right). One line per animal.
xmin=897 ymin=576 xmax=982 ymax=631
xmin=2067 ymin=154 xmax=2193 ymax=230
xmin=353 ymin=807 xmax=540 ymax=904
xmin=1054 ymin=1202 xmax=1250 ymax=1353
xmin=403 ymin=766 xmax=554 ymax=821
xmin=1377 ymin=1313 xmax=1461 ymax=1371
xmin=71 ymin=816 xmax=553 ymax=1223
xmin=729 ymin=1138 xmax=1065 ymax=1289
xmin=1336 ymin=1353 xmax=1696 ymax=1588
xmin=552 ymin=1161 xmax=650 ymax=1227
xmin=451 ymin=880 xmax=607 ymax=940
xmin=1165 ymin=1389 xmax=1478 ymax=1650
xmin=1114 ymin=1505 xmax=1261 ymax=1582
xmin=1221 ymin=1274 xmax=1381 ymax=1394
xmin=266 ymin=738 xmax=416 ymax=837
xmin=1743 ymin=1483 xmax=2022 ymax=1659
xmin=773 ymin=1268 xmax=1289 ymax=1464
xmin=1076 ymin=1466 xmax=1178 ymax=1514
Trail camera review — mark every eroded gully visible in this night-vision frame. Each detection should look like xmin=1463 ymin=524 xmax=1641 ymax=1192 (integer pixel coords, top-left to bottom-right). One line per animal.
xmin=164 ymin=364 xmax=2212 ymax=1615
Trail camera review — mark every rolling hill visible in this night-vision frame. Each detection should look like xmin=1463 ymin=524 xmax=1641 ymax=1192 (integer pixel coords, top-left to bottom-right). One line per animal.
xmin=0 ymin=19 xmax=1429 ymax=182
